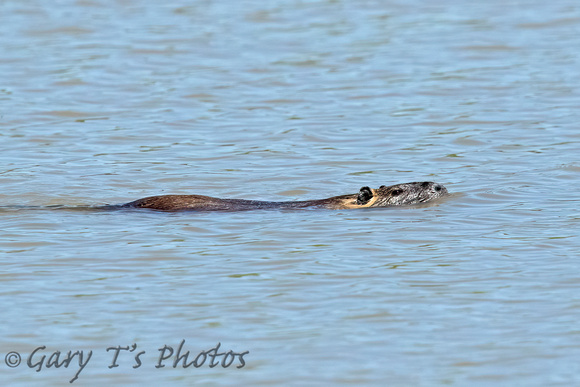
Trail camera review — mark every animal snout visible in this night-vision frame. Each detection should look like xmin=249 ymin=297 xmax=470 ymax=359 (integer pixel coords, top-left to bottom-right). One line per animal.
xmin=433 ymin=183 xmax=447 ymax=194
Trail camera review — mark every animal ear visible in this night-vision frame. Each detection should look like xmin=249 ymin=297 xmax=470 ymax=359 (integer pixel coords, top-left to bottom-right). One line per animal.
xmin=356 ymin=186 xmax=373 ymax=205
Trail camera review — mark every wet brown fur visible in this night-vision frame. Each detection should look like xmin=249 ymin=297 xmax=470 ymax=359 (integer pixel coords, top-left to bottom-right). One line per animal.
xmin=120 ymin=181 xmax=448 ymax=212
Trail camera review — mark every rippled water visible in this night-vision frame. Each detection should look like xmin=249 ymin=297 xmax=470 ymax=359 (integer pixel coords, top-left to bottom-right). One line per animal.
xmin=1 ymin=0 xmax=579 ymax=385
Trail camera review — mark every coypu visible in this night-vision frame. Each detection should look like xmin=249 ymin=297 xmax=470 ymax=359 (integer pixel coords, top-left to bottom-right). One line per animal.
xmin=120 ymin=181 xmax=448 ymax=212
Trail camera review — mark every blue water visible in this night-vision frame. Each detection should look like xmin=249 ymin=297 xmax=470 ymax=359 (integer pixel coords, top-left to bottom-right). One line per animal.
xmin=1 ymin=0 xmax=579 ymax=385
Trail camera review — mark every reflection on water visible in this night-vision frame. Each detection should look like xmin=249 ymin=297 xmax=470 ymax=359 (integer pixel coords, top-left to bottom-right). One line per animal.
xmin=1 ymin=0 xmax=580 ymax=385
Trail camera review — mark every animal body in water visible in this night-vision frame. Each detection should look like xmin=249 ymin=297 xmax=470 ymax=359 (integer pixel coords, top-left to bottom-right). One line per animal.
xmin=120 ymin=181 xmax=448 ymax=212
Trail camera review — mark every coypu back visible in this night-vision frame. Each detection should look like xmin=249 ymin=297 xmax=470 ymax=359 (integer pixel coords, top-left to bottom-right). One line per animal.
xmin=121 ymin=181 xmax=448 ymax=212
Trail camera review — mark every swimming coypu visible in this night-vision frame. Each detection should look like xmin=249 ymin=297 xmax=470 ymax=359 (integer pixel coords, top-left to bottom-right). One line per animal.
xmin=120 ymin=181 xmax=448 ymax=211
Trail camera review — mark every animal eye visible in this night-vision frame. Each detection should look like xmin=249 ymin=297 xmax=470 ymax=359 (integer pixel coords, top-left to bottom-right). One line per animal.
xmin=435 ymin=185 xmax=441 ymax=191
xmin=392 ymin=189 xmax=403 ymax=196
xmin=379 ymin=185 xmax=386 ymax=189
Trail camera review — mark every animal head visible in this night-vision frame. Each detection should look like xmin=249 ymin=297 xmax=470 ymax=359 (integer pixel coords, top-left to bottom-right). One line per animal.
xmin=356 ymin=181 xmax=448 ymax=207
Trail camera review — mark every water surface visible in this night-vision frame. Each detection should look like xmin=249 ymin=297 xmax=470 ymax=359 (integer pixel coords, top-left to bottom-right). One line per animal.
xmin=1 ymin=0 xmax=579 ymax=385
